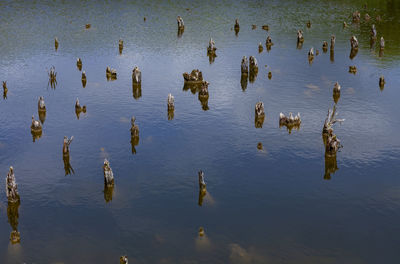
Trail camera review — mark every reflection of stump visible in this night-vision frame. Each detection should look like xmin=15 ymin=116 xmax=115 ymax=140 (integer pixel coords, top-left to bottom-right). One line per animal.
xmin=324 ymin=155 xmax=338 ymax=180
xmin=198 ymin=189 xmax=206 ymax=206
xmin=333 ymin=91 xmax=340 ymax=104
xmin=38 ymin=110 xmax=46 ymax=124
xmin=7 ymin=201 xmax=20 ymax=231
xmin=131 ymin=135 xmax=139 ymax=154
xmin=104 ymin=184 xmax=114 ymax=203
xmin=249 ymin=71 xmax=257 ymax=83
xmin=234 ymin=27 xmax=239 ymax=36
xmin=63 ymin=154 xmax=74 ymax=175
xmin=82 ymin=78 xmax=87 ymax=88
xmin=168 ymin=109 xmax=174 ymax=120
xmin=198 ymin=94 xmax=209 ymax=111
xmin=254 ymin=116 xmax=265 ymax=128
xmin=10 ymin=230 xmax=21 ymax=244
xmin=240 ymin=74 xmax=248 ymax=91
xmin=207 ymin=52 xmax=216 ymax=64
xmin=132 ymin=83 xmax=142 ymax=100
xmin=349 ymin=48 xmax=358 ymax=60
xmin=330 ymin=50 xmax=334 ymax=62
xmin=31 ymin=130 xmax=42 ymax=142
xmin=177 ymin=27 xmax=184 ymax=37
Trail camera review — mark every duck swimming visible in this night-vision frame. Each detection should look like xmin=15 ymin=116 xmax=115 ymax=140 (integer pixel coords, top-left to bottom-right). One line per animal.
xmin=38 ymin=96 xmax=46 ymax=112
xmin=349 ymin=66 xmax=357 ymax=74
xmin=54 ymin=37 xmax=59 ymax=50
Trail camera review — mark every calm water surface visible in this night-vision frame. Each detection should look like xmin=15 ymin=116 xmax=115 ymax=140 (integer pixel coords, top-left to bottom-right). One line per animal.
xmin=1 ymin=0 xmax=400 ymax=263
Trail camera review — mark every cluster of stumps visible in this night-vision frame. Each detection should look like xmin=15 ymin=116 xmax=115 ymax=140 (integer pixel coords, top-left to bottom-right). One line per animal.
xmin=2 ymin=8 xmax=388 ymax=261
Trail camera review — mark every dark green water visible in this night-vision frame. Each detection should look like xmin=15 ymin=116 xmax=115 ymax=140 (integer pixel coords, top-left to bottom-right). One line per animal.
xmin=1 ymin=0 xmax=400 ymax=263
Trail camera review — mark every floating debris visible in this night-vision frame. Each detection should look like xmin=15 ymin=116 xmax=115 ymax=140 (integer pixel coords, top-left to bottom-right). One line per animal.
xmin=258 ymin=42 xmax=263 ymax=53
xmin=349 ymin=66 xmax=357 ymax=74
xmin=333 ymin=82 xmax=341 ymax=103
xmin=257 ymin=142 xmax=263 ymax=150
xmin=252 ymin=24 xmax=257 ymax=30
xmin=3 ymin=81 xmax=7 ymax=98
xmin=119 ymin=39 xmax=123 ymax=54
xmin=268 ymin=71 xmax=272 ymax=79
xmin=379 ymin=75 xmax=385 ymax=89
xmin=54 ymin=37 xmax=59 ymax=50
xmin=262 ymin=25 xmax=269 ymax=31
xmin=85 ymin=23 xmax=91 ymax=29
xmin=198 ymin=227 xmax=205 ymax=237
xmin=48 ymin=66 xmax=57 ymax=89
xmin=306 ymin=20 xmax=311 ymax=28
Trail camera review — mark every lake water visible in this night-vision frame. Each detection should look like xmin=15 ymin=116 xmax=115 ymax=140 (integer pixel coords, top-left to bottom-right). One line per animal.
xmin=1 ymin=0 xmax=400 ymax=263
